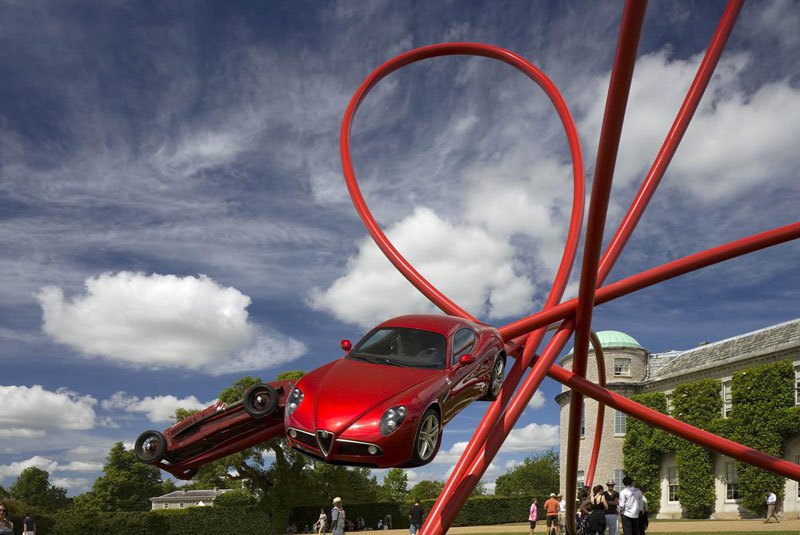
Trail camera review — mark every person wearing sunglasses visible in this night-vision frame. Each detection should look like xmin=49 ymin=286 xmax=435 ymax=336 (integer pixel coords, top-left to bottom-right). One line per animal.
xmin=0 ymin=503 xmax=13 ymax=535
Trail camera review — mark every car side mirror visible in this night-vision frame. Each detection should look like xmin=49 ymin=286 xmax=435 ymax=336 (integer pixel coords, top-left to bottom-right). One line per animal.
xmin=340 ymin=339 xmax=352 ymax=352
xmin=458 ymin=354 xmax=475 ymax=366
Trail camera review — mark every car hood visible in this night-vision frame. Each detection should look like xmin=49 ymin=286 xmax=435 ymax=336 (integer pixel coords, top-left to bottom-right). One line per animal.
xmin=308 ymin=358 xmax=443 ymax=432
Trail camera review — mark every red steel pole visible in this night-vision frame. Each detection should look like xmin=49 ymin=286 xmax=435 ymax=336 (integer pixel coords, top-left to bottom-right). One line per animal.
xmin=566 ymin=3 xmax=647 ymax=530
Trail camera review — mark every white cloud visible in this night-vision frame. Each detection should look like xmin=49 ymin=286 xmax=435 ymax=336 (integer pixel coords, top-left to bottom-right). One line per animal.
xmin=38 ymin=272 xmax=306 ymax=374
xmin=309 ymin=207 xmax=535 ymax=326
xmin=0 ymin=385 xmax=97 ymax=432
xmin=0 ymin=428 xmax=46 ymax=439
xmin=102 ymin=391 xmax=211 ymax=423
xmin=501 ymin=423 xmax=560 ymax=452
xmin=527 ymin=390 xmax=546 ymax=410
xmin=57 ymin=461 xmax=103 ymax=472
xmin=578 ymin=50 xmax=800 ymax=201
xmin=0 ymin=456 xmax=58 ymax=477
xmin=50 ymin=477 xmax=91 ymax=493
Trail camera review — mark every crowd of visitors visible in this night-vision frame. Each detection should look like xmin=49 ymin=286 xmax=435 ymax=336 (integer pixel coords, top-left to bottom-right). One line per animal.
xmin=534 ymin=476 xmax=648 ymax=535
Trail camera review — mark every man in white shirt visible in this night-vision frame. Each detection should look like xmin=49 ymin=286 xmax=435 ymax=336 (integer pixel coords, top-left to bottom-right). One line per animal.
xmin=765 ymin=491 xmax=780 ymax=523
xmin=618 ymin=476 xmax=642 ymax=535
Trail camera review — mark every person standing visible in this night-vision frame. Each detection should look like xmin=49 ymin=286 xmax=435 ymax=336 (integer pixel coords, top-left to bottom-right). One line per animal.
xmin=638 ymin=492 xmax=649 ymax=534
xmin=22 ymin=513 xmax=36 ymax=535
xmin=603 ymin=480 xmax=620 ymax=535
xmin=409 ymin=499 xmax=424 ymax=535
xmin=618 ymin=476 xmax=641 ymax=535
xmin=557 ymin=493 xmax=566 ymax=535
xmin=765 ymin=491 xmax=780 ymax=523
xmin=315 ymin=508 xmax=327 ymax=535
xmin=0 ymin=504 xmax=12 ymax=535
xmin=528 ymin=497 xmax=538 ymax=535
xmin=331 ymin=497 xmax=345 ymax=535
xmin=586 ymin=485 xmax=607 ymax=535
xmin=544 ymin=493 xmax=561 ymax=535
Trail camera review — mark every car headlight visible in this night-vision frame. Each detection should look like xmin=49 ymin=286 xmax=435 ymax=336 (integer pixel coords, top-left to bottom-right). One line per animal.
xmin=379 ymin=405 xmax=406 ymax=436
xmin=287 ymin=387 xmax=304 ymax=416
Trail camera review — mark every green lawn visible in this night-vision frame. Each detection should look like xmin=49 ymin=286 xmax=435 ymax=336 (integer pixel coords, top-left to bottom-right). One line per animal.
xmin=468 ymin=533 xmax=799 ymax=535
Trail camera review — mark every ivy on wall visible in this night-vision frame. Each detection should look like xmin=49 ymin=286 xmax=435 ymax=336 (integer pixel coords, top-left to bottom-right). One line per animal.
xmin=671 ymin=379 xmax=721 ymax=518
xmin=729 ymin=360 xmax=800 ymax=514
xmin=623 ymin=392 xmax=671 ymax=515
xmin=624 ymin=360 xmax=800 ymax=519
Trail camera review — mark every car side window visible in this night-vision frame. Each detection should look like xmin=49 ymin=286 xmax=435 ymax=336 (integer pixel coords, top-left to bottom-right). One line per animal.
xmin=451 ymin=328 xmax=476 ymax=366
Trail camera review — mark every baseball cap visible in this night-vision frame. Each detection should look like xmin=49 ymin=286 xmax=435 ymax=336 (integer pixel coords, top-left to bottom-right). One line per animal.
xmin=607 ymin=480 xmax=615 ymax=486
xmin=549 ymin=493 xmax=555 ymax=497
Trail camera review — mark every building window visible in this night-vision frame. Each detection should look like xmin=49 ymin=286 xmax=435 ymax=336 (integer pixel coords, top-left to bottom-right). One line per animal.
xmin=577 ymin=470 xmax=585 ymax=491
xmin=725 ymin=462 xmax=740 ymax=501
xmin=163 ymin=504 xmax=169 ymax=509
xmin=580 ymin=403 xmax=585 ymax=438
xmin=179 ymin=502 xmax=184 ymax=508
xmin=667 ymin=467 xmax=679 ymax=502
xmin=615 ymin=469 xmax=625 ymax=489
xmin=614 ymin=409 xmax=626 ymax=436
xmin=722 ymin=381 xmax=732 ymax=418
xmin=613 ymin=358 xmax=631 ymax=377
xmin=795 ymin=365 xmax=800 ymax=406
xmin=665 ymin=393 xmax=673 ymax=415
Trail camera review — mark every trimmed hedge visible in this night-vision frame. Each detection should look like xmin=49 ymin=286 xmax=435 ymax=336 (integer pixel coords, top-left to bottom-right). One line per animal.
xmin=293 ymin=495 xmax=541 ymax=529
xmin=7 ymin=512 xmax=57 ymax=535
xmin=53 ymin=507 xmax=272 ymax=535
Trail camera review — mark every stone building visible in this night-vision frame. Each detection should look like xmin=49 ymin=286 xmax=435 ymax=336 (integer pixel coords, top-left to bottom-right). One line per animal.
xmin=555 ymin=318 xmax=800 ymax=519
xmin=150 ymin=488 xmax=231 ymax=510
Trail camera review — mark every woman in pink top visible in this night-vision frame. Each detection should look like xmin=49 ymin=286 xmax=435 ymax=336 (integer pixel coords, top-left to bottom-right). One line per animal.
xmin=529 ymin=497 xmax=538 ymax=534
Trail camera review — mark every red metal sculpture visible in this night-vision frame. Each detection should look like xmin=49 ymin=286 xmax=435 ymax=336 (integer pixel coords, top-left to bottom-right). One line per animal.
xmin=339 ymin=1 xmax=800 ymax=534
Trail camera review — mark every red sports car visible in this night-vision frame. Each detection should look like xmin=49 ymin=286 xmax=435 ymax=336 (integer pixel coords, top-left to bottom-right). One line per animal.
xmin=134 ymin=380 xmax=292 ymax=479
xmin=284 ymin=315 xmax=506 ymax=468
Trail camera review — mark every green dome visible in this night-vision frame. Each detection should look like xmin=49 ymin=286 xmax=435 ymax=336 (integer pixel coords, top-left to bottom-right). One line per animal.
xmin=567 ymin=330 xmax=642 ymax=355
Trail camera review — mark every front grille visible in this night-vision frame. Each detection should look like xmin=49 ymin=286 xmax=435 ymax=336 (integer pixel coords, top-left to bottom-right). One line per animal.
xmin=289 ymin=428 xmax=318 ymax=449
xmin=316 ymin=430 xmax=334 ymax=456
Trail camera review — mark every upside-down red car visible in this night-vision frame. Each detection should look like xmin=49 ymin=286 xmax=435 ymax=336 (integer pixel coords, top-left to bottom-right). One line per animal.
xmin=134 ymin=380 xmax=292 ymax=479
xmin=284 ymin=314 xmax=506 ymax=468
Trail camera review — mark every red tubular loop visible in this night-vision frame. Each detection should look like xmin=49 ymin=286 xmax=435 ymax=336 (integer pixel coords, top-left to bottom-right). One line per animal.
xmin=334 ymin=3 xmax=800 ymax=535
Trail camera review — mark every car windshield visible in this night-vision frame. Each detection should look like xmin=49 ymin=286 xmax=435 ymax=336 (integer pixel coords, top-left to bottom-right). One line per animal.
xmin=349 ymin=327 xmax=447 ymax=370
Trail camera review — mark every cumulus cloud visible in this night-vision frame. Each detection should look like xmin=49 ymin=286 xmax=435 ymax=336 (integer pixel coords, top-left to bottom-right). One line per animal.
xmin=527 ymin=390 xmax=546 ymax=410
xmin=501 ymin=423 xmax=560 ymax=452
xmin=0 ymin=455 xmax=58 ymax=477
xmin=38 ymin=272 xmax=306 ymax=374
xmin=102 ymin=391 xmax=211 ymax=423
xmin=578 ymin=50 xmax=800 ymax=201
xmin=309 ymin=208 xmax=535 ymax=326
xmin=0 ymin=385 xmax=97 ymax=433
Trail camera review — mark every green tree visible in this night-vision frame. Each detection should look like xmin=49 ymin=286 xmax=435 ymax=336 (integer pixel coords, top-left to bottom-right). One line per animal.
xmin=409 ymin=480 xmax=444 ymax=501
xmin=494 ymin=450 xmax=559 ymax=497
xmin=378 ymin=468 xmax=408 ymax=503
xmin=87 ymin=442 xmax=167 ymax=511
xmin=9 ymin=467 xmax=68 ymax=509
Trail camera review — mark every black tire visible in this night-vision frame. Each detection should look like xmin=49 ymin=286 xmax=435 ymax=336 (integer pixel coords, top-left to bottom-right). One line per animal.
xmin=481 ymin=355 xmax=506 ymax=401
xmin=134 ymin=430 xmax=167 ymax=463
xmin=243 ymin=383 xmax=279 ymax=418
xmin=411 ymin=408 xmax=441 ymax=465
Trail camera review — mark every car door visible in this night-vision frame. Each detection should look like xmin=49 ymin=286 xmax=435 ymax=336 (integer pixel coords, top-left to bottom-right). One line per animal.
xmin=443 ymin=328 xmax=482 ymax=420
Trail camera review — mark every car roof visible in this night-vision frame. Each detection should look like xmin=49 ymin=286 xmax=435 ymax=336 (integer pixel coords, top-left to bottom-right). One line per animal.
xmin=375 ymin=314 xmax=485 ymax=336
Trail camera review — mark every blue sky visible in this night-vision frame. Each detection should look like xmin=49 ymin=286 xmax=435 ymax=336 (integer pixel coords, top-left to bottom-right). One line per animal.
xmin=1 ymin=1 xmax=798 ymax=496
